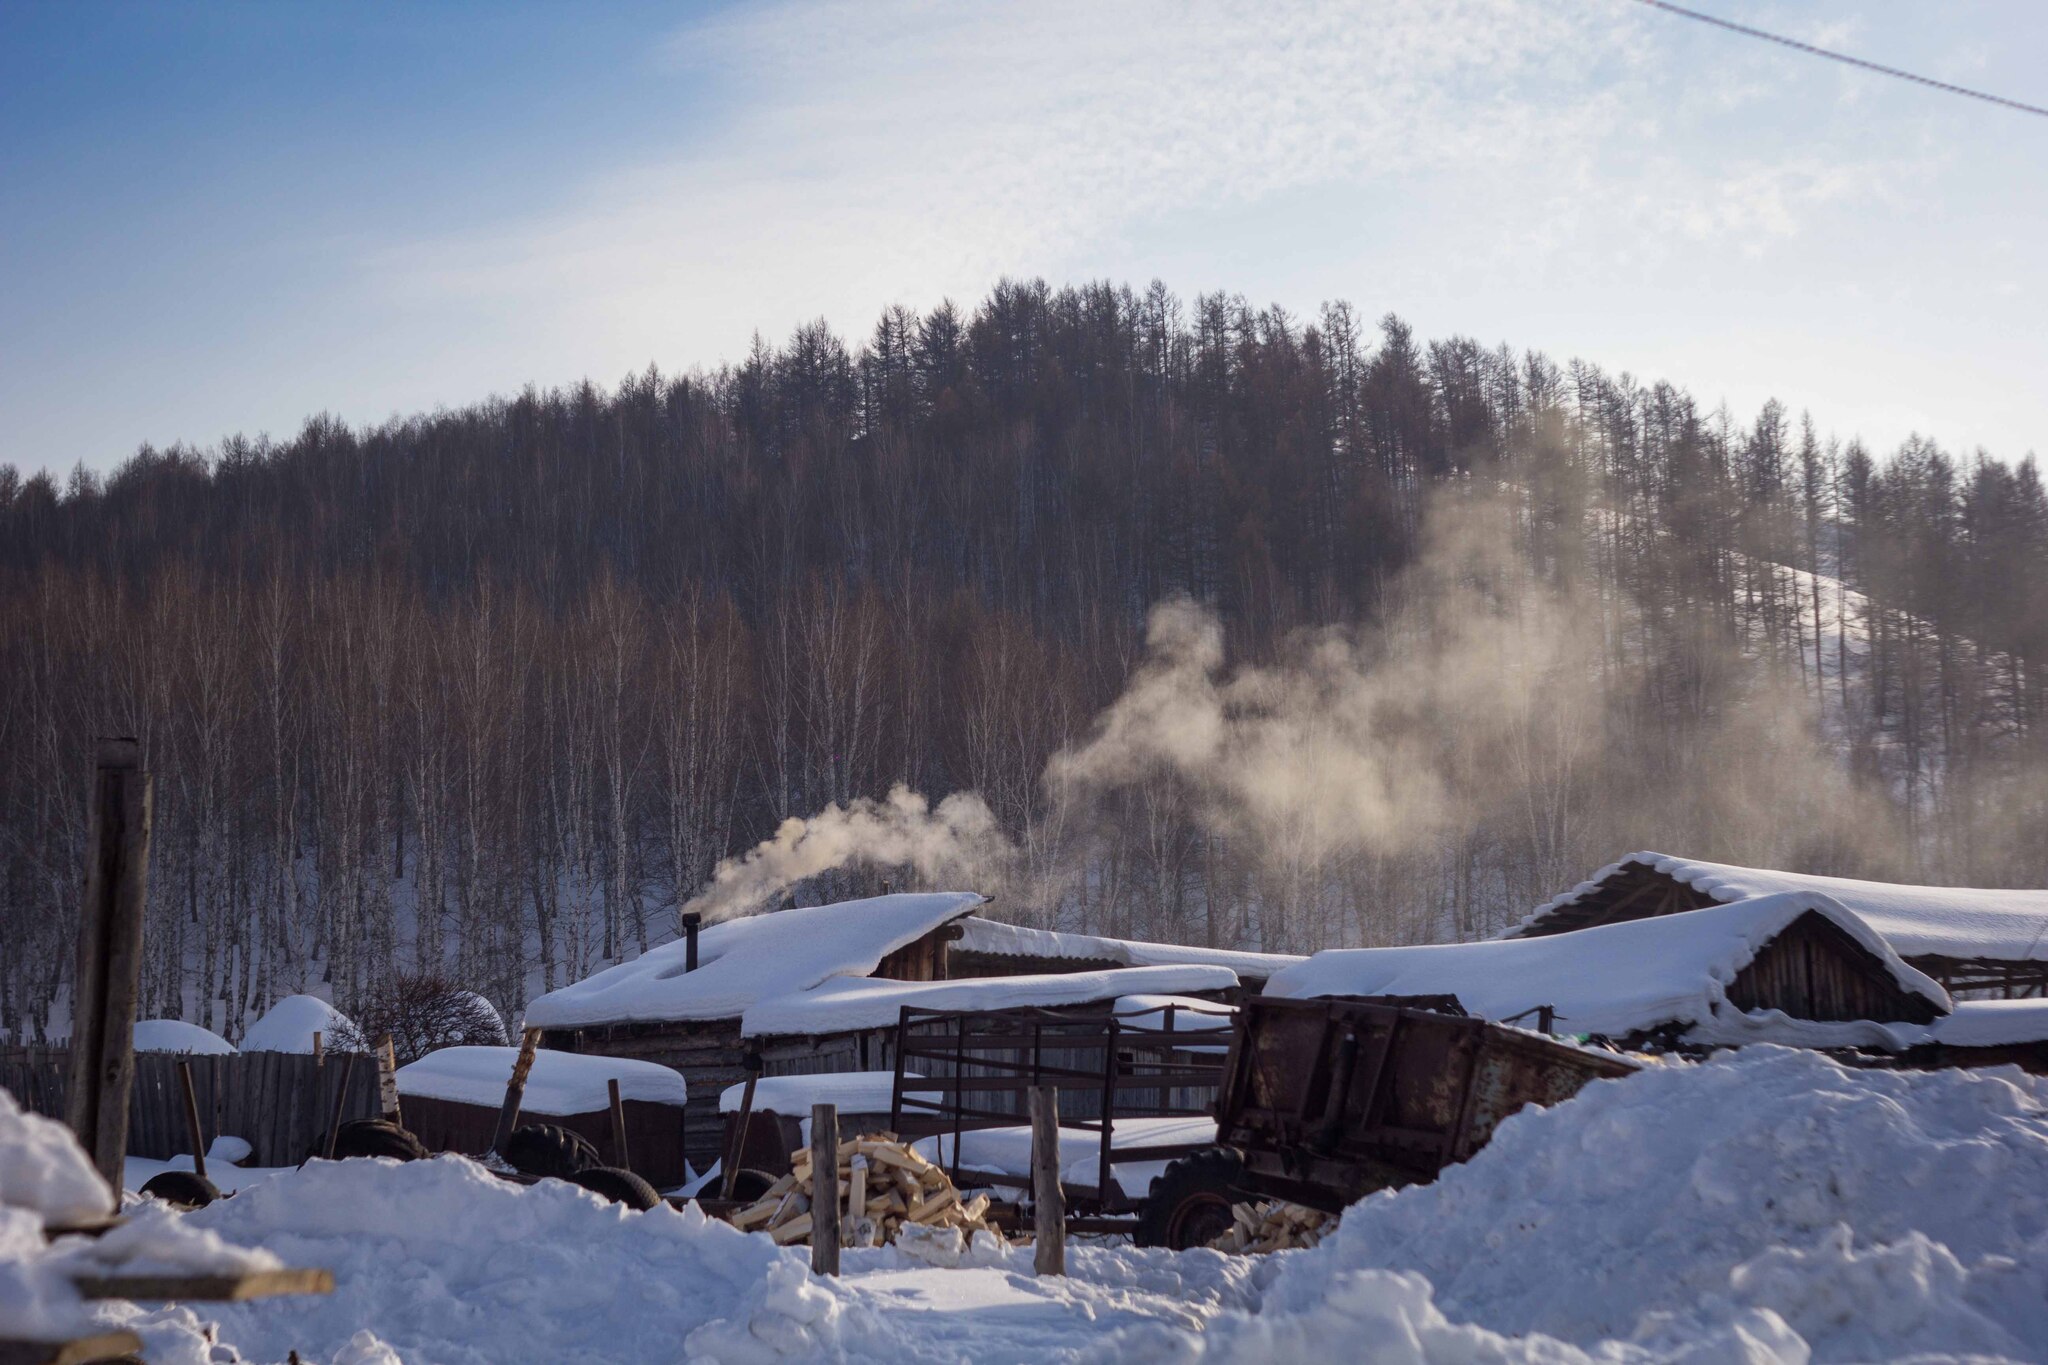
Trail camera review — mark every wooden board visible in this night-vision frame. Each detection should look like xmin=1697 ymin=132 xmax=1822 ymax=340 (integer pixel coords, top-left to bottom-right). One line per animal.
xmin=71 ymin=1268 xmax=334 ymax=1302
xmin=0 ymin=1330 xmax=144 ymax=1365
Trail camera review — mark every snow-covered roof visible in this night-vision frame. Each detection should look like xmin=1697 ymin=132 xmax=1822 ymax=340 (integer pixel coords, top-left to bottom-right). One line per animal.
xmin=241 ymin=995 xmax=356 ymax=1053
xmin=1110 ymin=993 xmax=1237 ymax=1020
xmin=1266 ymin=892 xmax=1951 ymax=1039
xmin=739 ymin=963 xmax=1239 ymax=1038
xmin=523 ymin=892 xmax=986 ymax=1029
xmin=716 ymin=1072 xmax=925 ymax=1115
xmin=133 ymin=1020 xmax=236 ymax=1055
xmin=396 ymin=1046 xmax=688 ymax=1114
xmin=1514 ymin=851 xmax=2048 ymax=963
xmin=954 ymin=916 xmax=1305 ymax=981
xmin=1915 ymin=998 xmax=2048 ymax=1049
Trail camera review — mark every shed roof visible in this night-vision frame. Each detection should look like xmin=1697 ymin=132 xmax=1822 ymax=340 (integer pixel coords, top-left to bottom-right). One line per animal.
xmin=397 ymin=1045 xmax=688 ymax=1114
xmin=1266 ymin=892 xmax=1951 ymax=1040
xmin=738 ymin=963 xmax=1238 ymax=1038
xmin=523 ymin=892 xmax=985 ymax=1029
xmin=954 ymin=916 xmax=1305 ymax=981
xmin=1509 ymin=852 xmax=2048 ymax=964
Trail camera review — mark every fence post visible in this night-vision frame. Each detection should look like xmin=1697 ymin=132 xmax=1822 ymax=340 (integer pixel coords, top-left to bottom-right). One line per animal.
xmin=811 ymin=1103 xmax=840 ymax=1276
xmin=492 ymin=1027 xmax=542 ymax=1156
xmin=607 ymin=1078 xmax=630 ymax=1170
xmin=1031 ymin=1085 xmax=1065 ymax=1276
xmin=177 ymin=1060 xmax=208 ymax=1179
xmin=64 ymin=737 xmax=153 ymax=1202
xmin=375 ymin=1034 xmax=402 ymax=1124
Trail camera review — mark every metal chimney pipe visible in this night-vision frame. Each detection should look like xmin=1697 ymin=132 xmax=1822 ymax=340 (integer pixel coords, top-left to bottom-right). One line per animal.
xmin=682 ymin=912 xmax=702 ymax=972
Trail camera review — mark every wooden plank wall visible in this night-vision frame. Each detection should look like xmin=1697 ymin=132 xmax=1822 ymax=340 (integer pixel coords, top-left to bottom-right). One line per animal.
xmin=0 ymin=1047 xmax=380 ymax=1167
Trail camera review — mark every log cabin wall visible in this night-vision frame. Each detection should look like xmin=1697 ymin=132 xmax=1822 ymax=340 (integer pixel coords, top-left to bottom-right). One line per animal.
xmin=1724 ymin=911 xmax=1942 ymax=1024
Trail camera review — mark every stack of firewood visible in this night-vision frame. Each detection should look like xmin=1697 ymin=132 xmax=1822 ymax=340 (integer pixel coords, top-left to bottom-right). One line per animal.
xmin=729 ymin=1136 xmax=1001 ymax=1248
xmin=1207 ymin=1200 xmax=1335 ymax=1254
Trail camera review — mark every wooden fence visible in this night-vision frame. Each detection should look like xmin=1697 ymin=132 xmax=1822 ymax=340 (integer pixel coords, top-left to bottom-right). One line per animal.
xmin=0 ymin=1046 xmax=381 ymax=1167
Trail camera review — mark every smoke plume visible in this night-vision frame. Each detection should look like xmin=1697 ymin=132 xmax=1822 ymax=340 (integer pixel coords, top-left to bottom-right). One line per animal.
xmin=682 ymin=783 xmax=1015 ymax=922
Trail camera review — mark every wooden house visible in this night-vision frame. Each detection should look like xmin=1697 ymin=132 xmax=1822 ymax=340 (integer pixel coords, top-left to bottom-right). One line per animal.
xmin=1507 ymin=852 xmax=2048 ymax=998
xmin=525 ymin=891 xmax=1238 ymax=1168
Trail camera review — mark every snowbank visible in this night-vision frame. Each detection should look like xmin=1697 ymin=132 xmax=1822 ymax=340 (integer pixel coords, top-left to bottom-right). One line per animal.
xmin=957 ymin=916 xmax=1305 ymax=981
xmin=132 ymin=1019 xmax=236 ymax=1055
xmin=1518 ymin=850 xmax=2048 ymax=962
xmin=741 ymin=963 xmax=1237 ymax=1037
xmin=0 ymin=1089 xmax=111 ymax=1226
xmin=1106 ymin=1047 xmax=2048 ymax=1362
xmin=525 ymin=892 xmax=985 ymax=1029
xmin=241 ymin=994 xmax=356 ymax=1053
xmin=1268 ymin=891 xmax=1950 ymax=1039
xmin=396 ymin=1046 xmax=688 ymax=1114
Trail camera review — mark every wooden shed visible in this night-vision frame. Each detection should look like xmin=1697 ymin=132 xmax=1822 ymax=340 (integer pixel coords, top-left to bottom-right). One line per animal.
xmin=395 ymin=1046 xmax=691 ymax=1188
xmin=1265 ymin=891 xmax=1949 ymax=1050
xmin=950 ymin=917 xmax=1305 ymax=994
xmin=1508 ymin=852 xmax=2048 ymax=999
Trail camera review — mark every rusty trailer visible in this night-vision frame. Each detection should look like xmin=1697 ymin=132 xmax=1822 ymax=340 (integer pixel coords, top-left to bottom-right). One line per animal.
xmin=1136 ymin=995 xmax=1636 ymax=1246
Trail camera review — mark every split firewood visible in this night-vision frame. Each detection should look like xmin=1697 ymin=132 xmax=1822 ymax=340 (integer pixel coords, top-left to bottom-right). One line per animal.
xmin=728 ymin=1137 xmax=996 ymax=1249
xmin=1206 ymin=1200 xmax=1336 ymax=1255
xmin=770 ymin=1212 xmax=813 ymax=1246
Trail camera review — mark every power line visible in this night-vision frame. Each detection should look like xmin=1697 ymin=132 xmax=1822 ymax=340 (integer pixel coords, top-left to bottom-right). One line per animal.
xmin=1628 ymin=0 xmax=2048 ymax=120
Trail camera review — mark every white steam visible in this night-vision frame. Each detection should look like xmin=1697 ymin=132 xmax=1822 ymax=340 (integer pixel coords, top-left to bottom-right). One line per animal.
xmin=682 ymin=783 xmax=1015 ymax=923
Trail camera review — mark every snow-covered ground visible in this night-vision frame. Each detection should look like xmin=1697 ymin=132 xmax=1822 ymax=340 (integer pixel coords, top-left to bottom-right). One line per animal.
xmin=8 ymin=1046 xmax=2048 ymax=1363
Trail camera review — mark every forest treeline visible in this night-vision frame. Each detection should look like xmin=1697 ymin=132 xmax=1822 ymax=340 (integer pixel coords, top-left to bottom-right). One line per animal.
xmin=2 ymin=278 xmax=2044 ymax=1040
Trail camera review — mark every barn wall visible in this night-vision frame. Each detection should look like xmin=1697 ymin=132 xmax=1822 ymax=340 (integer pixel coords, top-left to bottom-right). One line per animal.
xmin=1725 ymin=912 xmax=1941 ymax=1024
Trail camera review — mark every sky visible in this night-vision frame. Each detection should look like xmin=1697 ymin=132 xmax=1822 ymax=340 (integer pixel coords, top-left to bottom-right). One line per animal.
xmin=2 ymin=0 xmax=2043 ymax=477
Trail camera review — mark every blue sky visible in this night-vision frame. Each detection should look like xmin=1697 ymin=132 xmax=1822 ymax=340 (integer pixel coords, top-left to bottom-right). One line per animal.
xmin=3 ymin=0 xmax=2043 ymax=476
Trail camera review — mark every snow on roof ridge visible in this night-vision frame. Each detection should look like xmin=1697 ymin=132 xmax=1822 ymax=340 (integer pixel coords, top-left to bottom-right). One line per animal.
xmin=1272 ymin=891 xmax=1950 ymax=1040
xmin=955 ymin=916 xmax=1305 ymax=975
xmin=524 ymin=891 xmax=986 ymax=1029
xmin=739 ymin=962 xmax=1238 ymax=1038
xmin=1507 ymin=851 xmax=2048 ymax=962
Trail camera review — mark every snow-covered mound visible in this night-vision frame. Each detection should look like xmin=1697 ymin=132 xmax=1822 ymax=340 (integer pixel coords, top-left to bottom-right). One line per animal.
xmin=0 ymin=1088 xmax=111 ymax=1226
xmin=186 ymin=1154 xmax=881 ymax=1363
xmin=132 ymin=1019 xmax=236 ymax=1055
xmin=1104 ymin=1047 xmax=2048 ymax=1363
xmin=240 ymin=994 xmax=355 ymax=1053
xmin=397 ymin=1046 xmax=687 ymax=1115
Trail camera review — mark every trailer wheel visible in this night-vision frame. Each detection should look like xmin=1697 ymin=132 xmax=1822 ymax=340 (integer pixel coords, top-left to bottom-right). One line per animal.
xmin=726 ymin=1168 xmax=778 ymax=1204
xmin=503 ymin=1123 xmax=600 ymax=1179
xmin=317 ymin=1117 xmax=429 ymax=1162
xmin=567 ymin=1165 xmax=663 ymax=1210
xmin=1135 ymin=1148 xmax=1248 ymax=1250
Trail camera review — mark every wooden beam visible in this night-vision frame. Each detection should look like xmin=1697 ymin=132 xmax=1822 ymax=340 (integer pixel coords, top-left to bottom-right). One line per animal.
xmin=71 ymin=1268 xmax=334 ymax=1302
xmin=63 ymin=738 xmax=153 ymax=1200
xmin=1030 ymin=1085 xmax=1065 ymax=1276
xmin=0 ymin=1329 xmax=144 ymax=1365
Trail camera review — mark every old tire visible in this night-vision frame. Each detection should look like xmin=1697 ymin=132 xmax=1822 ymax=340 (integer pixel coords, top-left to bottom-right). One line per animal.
xmin=726 ymin=1168 xmax=778 ymax=1204
xmin=1135 ymin=1148 xmax=1248 ymax=1250
xmin=140 ymin=1170 xmax=221 ymax=1210
xmin=503 ymin=1123 xmax=600 ymax=1180
xmin=567 ymin=1165 xmax=662 ymax=1210
xmin=318 ymin=1118 xmax=429 ymax=1162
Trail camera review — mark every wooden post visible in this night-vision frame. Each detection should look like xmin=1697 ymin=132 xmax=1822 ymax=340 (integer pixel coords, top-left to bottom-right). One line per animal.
xmin=311 ymin=1030 xmax=323 ymax=1067
xmin=177 ymin=1060 xmax=208 ymax=1180
xmin=810 ymin=1103 xmax=840 ymax=1276
xmin=375 ymin=1034 xmax=402 ymax=1125
xmin=719 ymin=1056 xmax=760 ymax=1201
xmin=321 ymin=1052 xmax=356 ymax=1159
xmin=1030 ymin=1085 xmax=1065 ymax=1276
xmin=607 ymin=1078 xmax=630 ymax=1170
xmin=491 ymin=1027 xmax=542 ymax=1156
xmin=64 ymin=737 xmax=153 ymax=1202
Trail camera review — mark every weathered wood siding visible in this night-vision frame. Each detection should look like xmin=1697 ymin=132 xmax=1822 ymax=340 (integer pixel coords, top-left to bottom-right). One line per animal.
xmin=0 ymin=1046 xmax=380 ymax=1167
xmin=1725 ymin=911 xmax=1942 ymax=1024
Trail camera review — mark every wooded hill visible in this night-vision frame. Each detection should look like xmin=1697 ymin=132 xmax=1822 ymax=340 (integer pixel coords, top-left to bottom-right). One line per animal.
xmin=2 ymin=278 xmax=2042 ymax=1040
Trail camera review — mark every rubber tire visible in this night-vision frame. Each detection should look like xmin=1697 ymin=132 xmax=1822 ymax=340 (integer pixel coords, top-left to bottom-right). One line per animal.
xmin=503 ymin=1123 xmax=600 ymax=1179
xmin=726 ymin=1168 xmax=778 ymax=1204
xmin=140 ymin=1170 xmax=221 ymax=1210
xmin=567 ymin=1165 xmax=662 ymax=1210
xmin=318 ymin=1118 xmax=429 ymax=1162
xmin=1134 ymin=1148 xmax=1249 ymax=1250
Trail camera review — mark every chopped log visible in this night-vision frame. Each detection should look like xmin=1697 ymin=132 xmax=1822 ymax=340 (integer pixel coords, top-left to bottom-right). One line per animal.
xmin=71 ymin=1268 xmax=334 ymax=1301
xmin=907 ymin=1184 xmax=957 ymax=1222
xmin=769 ymin=1212 xmax=813 ymax=1246
xmin=844 ymin=1155 xmax=866 ymax=1250
xmin=375 ymin=1035 xmax=402 ymax=1126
